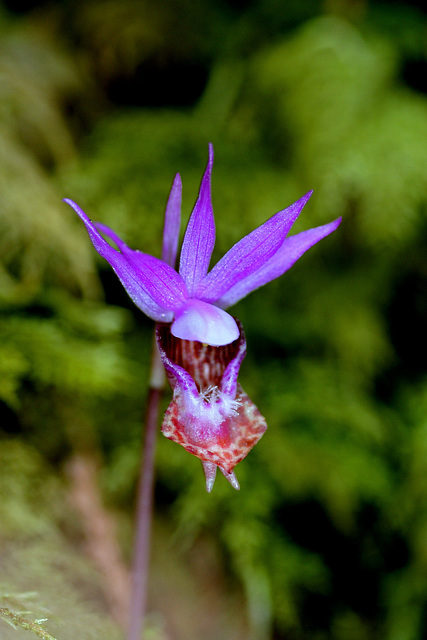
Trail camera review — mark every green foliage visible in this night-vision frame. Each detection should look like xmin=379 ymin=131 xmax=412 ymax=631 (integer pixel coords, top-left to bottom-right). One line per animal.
xmin=248 ymin=16 xmax=427 ymax=249
xmin=2 ymin=1 xmax=427 ymax=639
xmin=0 ymin=17 xmax=96 ymax=303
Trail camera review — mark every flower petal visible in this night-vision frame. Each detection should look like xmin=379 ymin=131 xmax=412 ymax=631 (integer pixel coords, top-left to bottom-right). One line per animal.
xmin=220 ymin=467 xmax=240 ymax=490
xmin=202 ymin=461 xmax=217 ymax=492
xmin=217 ymin=217 xmax=342 ymax=308
xmin=161 ymin=382 xmax=267 ymax=476
xmin=202 ymin=461 xmax=242 ymax=492
xmin=196 ymin=191 xmax=313 ymax=303
xmin=157 ymin=323 xmax=267 ymax=479
xmin=179 ymin=144 xmax=215 ymax=295
xmin=64 ymin=199 xmax=187 ymax=321
xmin=171 ymin=298 xmax=239 ymax=346
xmin=94 ymin=219 xmax=189 ymax=310
xmin=162 ymin=173 xmax=182 ymax=268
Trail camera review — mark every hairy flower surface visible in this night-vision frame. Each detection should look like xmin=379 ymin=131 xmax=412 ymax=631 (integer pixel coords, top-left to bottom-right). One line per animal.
xmin=64 ymin=145 xmax=341 ymax=489
xmin=157 ymin=320 xmax=267 ymax=491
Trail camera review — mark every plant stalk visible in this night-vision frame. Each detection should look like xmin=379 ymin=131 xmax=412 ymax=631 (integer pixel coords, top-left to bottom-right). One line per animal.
xmin=127 ymin=332 xmax=165 ymax=640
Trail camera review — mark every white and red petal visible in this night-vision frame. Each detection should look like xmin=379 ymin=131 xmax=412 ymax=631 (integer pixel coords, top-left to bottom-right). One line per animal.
xmin=156 ymin=323 xmax=267 ymax=490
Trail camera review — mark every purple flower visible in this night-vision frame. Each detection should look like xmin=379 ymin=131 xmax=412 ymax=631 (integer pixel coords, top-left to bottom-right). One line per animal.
xmin=64 ymin=144 xmax=340 ymax=347
xmin=64 ymin=144 xmax=341 ymax=490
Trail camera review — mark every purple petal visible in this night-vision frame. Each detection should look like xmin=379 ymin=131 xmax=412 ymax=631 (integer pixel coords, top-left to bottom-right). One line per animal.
xmin=93 ymin=220 xmax=188 ymax=313
xmin=156 ymin=344 xmax=200 ymax=409
xmin=162 ymin=173 xmax=182 ymax=268
xmin=216 ymin=217 xmax=342 ymax=308
xmin=93 ymin=221 xmax=128 ymax=251
xmin=220 ymin=323 xmax=247 ymax=398
xmin=64 ymin=199 xmax=188 ymax=321
xmin=179 ymin=144 xmax=215 ymax=295
xmin=171 ymin=298 xmax=239 ymax=346
xmin=196 ymin=191 xmax=313 ymax=303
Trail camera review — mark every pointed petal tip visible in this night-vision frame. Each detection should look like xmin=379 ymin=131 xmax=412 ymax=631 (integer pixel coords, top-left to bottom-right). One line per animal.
xmin=63 ymin=197 xmax=77 ymax=209
xmin=63 ymin=198 xmax=91 ymax=224
xmin=172 ymin=172 xmax=182 ymax=188
xmin=299 ymin=190 xmax=314 ymax=208
xmin=208 ymin=142 xmax=214 ymax=164
xmin=206 ymin=477 xmax=215 ymax=493
xmin=204 ymin=143 xmax=214 ymax=178
xmin=202 ymin=461 xmax=217 ymax=493
xmin=321 ymin=215 xmax=342 ymax=235
xmin=178 ymin=145 xmax=216 ymax=293
xmin=203 ymin=462 xmax=240 ymax=491
xmin=162 ymin=172 xmax=183 ymax=267
xmin=220 ymin=468 xmax=240 ymax=490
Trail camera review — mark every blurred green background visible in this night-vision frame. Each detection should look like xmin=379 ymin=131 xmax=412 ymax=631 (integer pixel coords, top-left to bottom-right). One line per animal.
xmin=1 ymin=0 xmax=427 ymax=638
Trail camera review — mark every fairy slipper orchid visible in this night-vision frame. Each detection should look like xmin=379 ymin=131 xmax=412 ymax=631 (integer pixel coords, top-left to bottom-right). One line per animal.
xmin=64 ymin=144 xmax=341 ymax=489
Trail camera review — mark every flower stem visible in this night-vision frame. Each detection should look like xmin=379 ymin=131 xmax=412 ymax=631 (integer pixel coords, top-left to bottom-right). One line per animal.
xmin=127 ymin=332 xmax=165 ymax=640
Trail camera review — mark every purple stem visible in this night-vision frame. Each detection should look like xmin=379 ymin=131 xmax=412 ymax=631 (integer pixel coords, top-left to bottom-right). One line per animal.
xmin=127 ymin=333 xmax=165 ymax=640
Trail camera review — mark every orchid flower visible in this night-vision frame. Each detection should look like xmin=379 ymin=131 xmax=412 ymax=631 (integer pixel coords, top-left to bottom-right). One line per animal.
xmin=64 ymin=144 xmax=341 ymax=490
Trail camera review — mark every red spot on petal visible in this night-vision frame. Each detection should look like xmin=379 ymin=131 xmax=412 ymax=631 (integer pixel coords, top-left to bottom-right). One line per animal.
xmin=161 ymin=385 xmax=267 ymax=473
